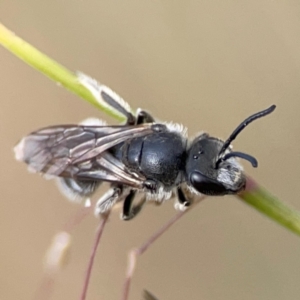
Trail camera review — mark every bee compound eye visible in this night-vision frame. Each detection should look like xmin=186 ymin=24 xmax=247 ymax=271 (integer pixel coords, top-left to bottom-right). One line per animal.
xmin=190 ymin=171 xmax=227 ymax=195
xmin=190 ymin=171 xmax=211 ymax=188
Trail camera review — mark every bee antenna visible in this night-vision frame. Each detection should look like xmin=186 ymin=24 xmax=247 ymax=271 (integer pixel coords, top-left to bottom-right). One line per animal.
xmin=218 ymin=151 xmax=258 ymax=168
xmin=217 ymin=105 xmax=276 ymax=160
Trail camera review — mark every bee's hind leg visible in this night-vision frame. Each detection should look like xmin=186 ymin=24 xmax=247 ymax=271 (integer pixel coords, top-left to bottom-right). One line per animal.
xmin=174 ymin=186 xmax=192 ymax=211
xmin=136 ymin=109 xmax=155 ymax=124
xmin=56 ymin=178 xmax=101 ymax=203
xmin=121 ymin=190 xmax=147 ymax=221
xmin=76 ymin=72 xmax=136 ymax=125
xmin=94 ymin=185 xmax=125 ymax=216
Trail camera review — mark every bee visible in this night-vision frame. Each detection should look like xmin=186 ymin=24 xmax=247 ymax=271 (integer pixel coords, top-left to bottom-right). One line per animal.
xmin=14 ymin=73 xmax=276 ymax=220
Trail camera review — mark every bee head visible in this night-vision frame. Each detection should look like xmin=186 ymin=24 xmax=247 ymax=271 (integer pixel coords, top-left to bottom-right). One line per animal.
xmin=186 ymin=105 xmax=276 ymax=196
xmin=186 ymin=135 xmax=246 ymax=195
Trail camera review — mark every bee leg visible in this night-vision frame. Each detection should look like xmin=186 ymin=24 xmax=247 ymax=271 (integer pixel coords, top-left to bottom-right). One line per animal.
xmin=121 ymin=191 xmax=146 ymax=221
xmin=174 ymin=187 xmax=192 ymax=211
xmin=76 ymin=72 xmax=136 ymax=124
xmin=121 ymin=190 xmax=136 ymax=220
xmin=136 ymin=109 xmax=155 ymax=124
xmin=56 ymin=178 xmax=101 ymax=203
xmin=94 ymin=185 xmax=124 ymax=216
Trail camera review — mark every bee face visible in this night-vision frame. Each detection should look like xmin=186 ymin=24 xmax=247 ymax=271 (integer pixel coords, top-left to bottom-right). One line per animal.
xmin=186 ymin=135 xmax=245 ymax=195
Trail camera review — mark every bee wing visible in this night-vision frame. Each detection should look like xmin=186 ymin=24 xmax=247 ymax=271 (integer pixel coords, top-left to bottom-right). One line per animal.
xmin=14 ymin=124 xmax=153 ymax=177
xmin=70 ymin=151 xmax=146 ymax=189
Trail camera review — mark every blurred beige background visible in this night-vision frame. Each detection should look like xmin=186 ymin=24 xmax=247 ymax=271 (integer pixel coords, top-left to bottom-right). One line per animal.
xmin=1 ymin=1 xmax=300 ymax=300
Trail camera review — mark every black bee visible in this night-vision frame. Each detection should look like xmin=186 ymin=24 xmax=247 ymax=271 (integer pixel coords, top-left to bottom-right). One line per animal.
xmin=14 ymin=73 xmax=276 ymax=220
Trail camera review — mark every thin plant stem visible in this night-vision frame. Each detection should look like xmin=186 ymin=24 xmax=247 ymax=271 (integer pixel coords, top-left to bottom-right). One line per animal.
xmin=238 ymin=177 xmax=300 ymax=236
xmin=63 ymin=206 xmax=93 ymax=232
xmin=0 ymin=23 xmax=125 ymax=121
xmin=80 ymin=213 xmax=110 ymax=300
xmin=121 ymin=198 xmax=204 ymax=300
